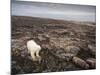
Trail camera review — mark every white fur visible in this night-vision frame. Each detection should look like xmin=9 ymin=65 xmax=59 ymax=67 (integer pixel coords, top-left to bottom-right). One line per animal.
xmin=27 ymin=40 xmax=41 ymax=61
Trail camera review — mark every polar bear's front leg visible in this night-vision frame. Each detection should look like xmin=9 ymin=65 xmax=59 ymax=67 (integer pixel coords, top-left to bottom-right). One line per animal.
xmin=30 ymin=52 xmax=37 ymax=61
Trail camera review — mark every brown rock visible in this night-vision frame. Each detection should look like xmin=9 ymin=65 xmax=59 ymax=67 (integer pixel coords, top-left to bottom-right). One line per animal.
xmin=72 ymin=57 xmax=89 ymax=69
xmin=86 ymin=58 xmax=96 ymax=68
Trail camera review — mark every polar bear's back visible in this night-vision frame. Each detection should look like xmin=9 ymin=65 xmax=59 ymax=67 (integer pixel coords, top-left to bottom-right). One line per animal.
xmin=27 ymin=40 xmax=41 ymax=52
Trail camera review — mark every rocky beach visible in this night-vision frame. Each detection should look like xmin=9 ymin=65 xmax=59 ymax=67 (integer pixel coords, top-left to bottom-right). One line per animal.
xmin=11 ymin=16 xmax=96 ymax=74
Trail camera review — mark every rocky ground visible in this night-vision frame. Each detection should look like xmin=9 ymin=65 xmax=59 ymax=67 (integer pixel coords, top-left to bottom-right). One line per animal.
xmin=11 ymin=16 xmax=96 ymax=74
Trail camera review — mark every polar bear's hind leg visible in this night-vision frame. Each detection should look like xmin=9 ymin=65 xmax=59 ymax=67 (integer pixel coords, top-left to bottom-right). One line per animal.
xmin=36 ymin=50 xmax=41 ymax=61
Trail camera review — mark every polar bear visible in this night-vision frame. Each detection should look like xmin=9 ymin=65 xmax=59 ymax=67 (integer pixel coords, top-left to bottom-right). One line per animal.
xmin=27 ymin=40 xmax=41 ymax=61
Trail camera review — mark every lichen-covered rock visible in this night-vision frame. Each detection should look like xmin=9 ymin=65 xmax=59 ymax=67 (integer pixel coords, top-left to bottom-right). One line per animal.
xmin=72 ymin=57 xmax=89 ymax=69
xmin=86 ymin=58 xmax=96 ymax=69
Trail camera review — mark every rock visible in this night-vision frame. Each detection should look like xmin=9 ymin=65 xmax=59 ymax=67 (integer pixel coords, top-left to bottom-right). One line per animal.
xmin=49 ymin=48 xmax=74 ymax=61
xmin=86 ymin=58 xmax=96 ymax=68
xmin=88 ymin=44 xmax=96 ymax=56
xmin=60 ymin=53 xmax=74 ymax=61
xmin=72 ymin=57 xmax=89 ymax=69
xmin=11 ymin=63 xmax=24 ymax=74
xmin=65 ymin=46 xmax=80 ymax=56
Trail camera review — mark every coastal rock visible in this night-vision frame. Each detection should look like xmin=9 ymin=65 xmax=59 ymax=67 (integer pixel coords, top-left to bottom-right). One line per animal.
xmin=86 ymin=58 xmax=96 ymax=68
xmin=72 ymin=57 xmax=89 ymax=69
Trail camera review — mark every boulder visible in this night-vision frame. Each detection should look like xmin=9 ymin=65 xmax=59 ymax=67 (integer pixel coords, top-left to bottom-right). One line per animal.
xmin=72 ymin=57 xmax=89 ymax=69
xmin=86 ymin=58 xmax=96 ymax=69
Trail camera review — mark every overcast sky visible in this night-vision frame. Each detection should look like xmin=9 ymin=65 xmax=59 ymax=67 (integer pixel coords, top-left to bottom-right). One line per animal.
xmin=11 ymin=0 xmax=96 ymax=22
